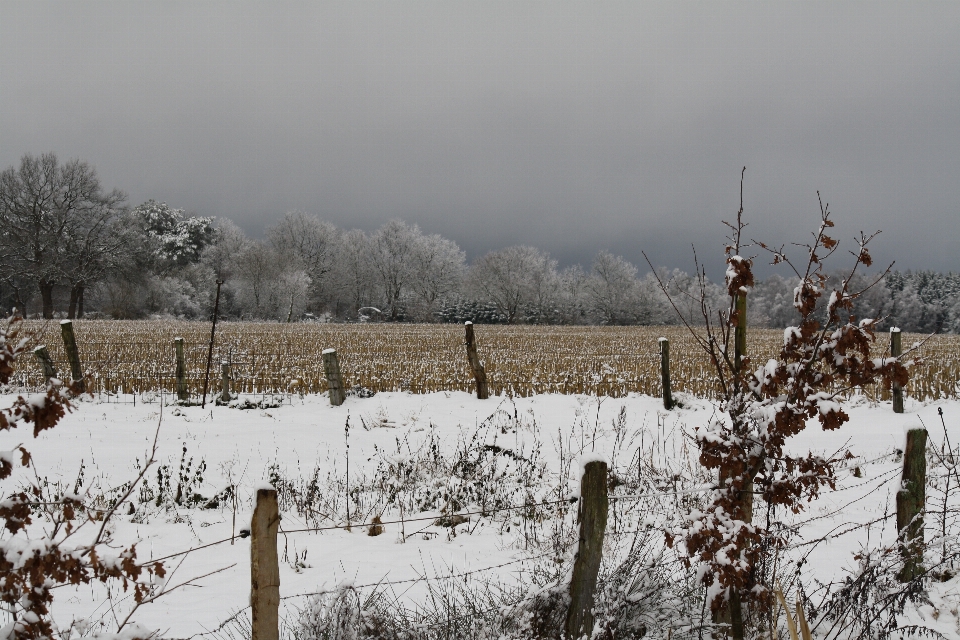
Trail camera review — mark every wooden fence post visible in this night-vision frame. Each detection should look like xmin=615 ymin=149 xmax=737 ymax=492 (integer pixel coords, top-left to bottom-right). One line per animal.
xmin=659 ymin=337 xmax=673 ymax=410
xmin=33 ymin=345 xmax=58 ymax=382
xmin=220 ymin=362 xmax=232 ymax=403
xmin=322 ymin=348 xmax=346 ymax=406
xmin=566 ymin=459 xmax=608 ymax=640
xmin=174 ymin=338 xmax=188 ymax=402
xmin=251 ymin=487 xmax=280 ymax=640
xmin=464 ymin=322 xmax=489 ymax=399
xmin=59 ymin=320 xmax=85 ymax=393
xmin=897 ymin=428 xmax=927 ymax=582
xmin=891 ymin=328 xmax=904 ymax=414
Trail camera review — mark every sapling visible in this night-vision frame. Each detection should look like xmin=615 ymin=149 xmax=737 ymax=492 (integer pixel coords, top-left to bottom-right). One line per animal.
xmin=648 ymin=172 xmax=913 ymax=638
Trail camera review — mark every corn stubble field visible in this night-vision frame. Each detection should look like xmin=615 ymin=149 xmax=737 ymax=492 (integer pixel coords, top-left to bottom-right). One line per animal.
xmin=16 ymin=320 xmax=960 ymax=401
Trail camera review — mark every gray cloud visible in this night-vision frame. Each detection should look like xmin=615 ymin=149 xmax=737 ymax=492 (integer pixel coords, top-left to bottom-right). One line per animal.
xmin=2 ymin=1 xmax=958 ymax=280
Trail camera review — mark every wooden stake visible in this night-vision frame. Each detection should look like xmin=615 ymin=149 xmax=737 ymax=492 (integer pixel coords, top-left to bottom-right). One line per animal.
xmin=891 ymin=328 xmax=904 ymax=414
xmin=251 ymin=488 xmax=280 ymax=640
xmin=59 ymin=320 xmax=85 ymax=392
xmin=220 ymin=362 xmax=232 ymax=403
xmin=464 ymin=322 xmax=489 ymax=399
xmin=33 ymin=345 xmax=57 ymax=382
xmin=201 ymin=280 xmax=224 ymax=408
xmin=566 ymin=460 xmax=608 ymax=640
xmin=659 ymin=337 xmax=673 ymax=410
xmin=897 ymin=428 xmax=927 ymax=582
xmin=322 ymin=348 xmax=346 ymax=406
xmin=174 ymin=338 xmax=188 ymax=401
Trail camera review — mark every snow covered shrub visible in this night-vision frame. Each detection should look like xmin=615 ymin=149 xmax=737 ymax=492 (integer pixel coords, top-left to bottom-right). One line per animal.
xmin=0 ymin=314 xmax=165 ymax=639
xmin=817 ymin=542 xmax=932 ymax=640
xmin=591 ymin=537 xmax=705 ymax=640
xmin=291 ymin=575 xmax=528 ymax=640
xmin=293 ymin=586 xmax=365 ymax=640
xmin=651 ymin=178 xmax=913 ymax=638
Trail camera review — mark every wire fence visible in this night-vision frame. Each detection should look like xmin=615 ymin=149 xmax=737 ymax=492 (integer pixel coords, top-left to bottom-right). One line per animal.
xmin=119 ymin=457 xmax=921 ymax=640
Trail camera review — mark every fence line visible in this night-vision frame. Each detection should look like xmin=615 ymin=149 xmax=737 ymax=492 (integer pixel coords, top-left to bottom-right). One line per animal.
xmin=14 ymin=321 xmax=957 ymax=400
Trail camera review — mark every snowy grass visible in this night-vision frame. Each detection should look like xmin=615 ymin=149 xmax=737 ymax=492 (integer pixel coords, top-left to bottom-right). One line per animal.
xmin=4 ymin=389 xmax=960 ymax=638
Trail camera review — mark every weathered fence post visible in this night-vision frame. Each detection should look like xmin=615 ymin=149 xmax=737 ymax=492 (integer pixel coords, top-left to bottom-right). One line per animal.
xmin=322 ymin=348 xmax=346 ymax=406
xmin=464 ymin=322 xmax=489 ymax=399
xmin=566 ymin=459 xmax=608 ymax=640
xmin=734 ymin=291 xmax=747 ymax=374
xmin=891 ymin=327 xmax=904 ymax=414
xmin=174 ymin=337 xmax=188 ymax=402
xmin=251 ymin=487 xmax=280 ymax=640
xmin=33 ymin=345 xmax=58 ymax=382
xmin=59 ymin=320 xmax=85 ymax=392
xmin=897 ymin=427 xmax=927 ymax=582
xmin=659 ymin=337 xmax=673 ymax=410
xmin=220 ymin=362 xmax=232 ymax=403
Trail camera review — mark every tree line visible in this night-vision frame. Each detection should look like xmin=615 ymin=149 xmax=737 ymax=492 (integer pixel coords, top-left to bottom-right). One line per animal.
xmin=2 ymin=153 xmax=958 ymax=331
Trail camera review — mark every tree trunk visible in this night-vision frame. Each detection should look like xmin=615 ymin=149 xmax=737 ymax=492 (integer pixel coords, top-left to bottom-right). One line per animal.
xmin=77 ymin=284 xmax=85 ymax=318
xmin=39 ymin=280 xmax=55 ymax=319
xmin=67 ymin=285 xmax=79 ymax=319
xmin=13 ymin=286 xmax=26 ymax=317
xmin=714 ymin=465 xmax=753 ymax=639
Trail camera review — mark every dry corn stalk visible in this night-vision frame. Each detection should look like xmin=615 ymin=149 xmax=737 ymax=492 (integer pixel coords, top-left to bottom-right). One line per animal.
xmin=775 ymin=586 xmax=812 ymax=640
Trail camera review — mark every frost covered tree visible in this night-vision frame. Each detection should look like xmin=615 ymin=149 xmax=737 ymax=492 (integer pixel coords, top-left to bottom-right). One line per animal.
xmin=654 ymin=177 xmax=912 ymax=639
xmin=268 ymin=211 xmax=339 ymax=311
xmin=202 ymin=218 xmax=250 ymax=282
xmin=554 ymin=264 xmax=590 ymax=324
xmin=278 ymin=269 xmax=312 ymax=322
xmin=586 ymin=251 xmax=642 ymax=325
xmin=233 ymin=242 xmax=282 ymax=318
xmin=467 ymin=245 xmax=558 ymax=323
xmin=370 ymin=219 xmax=421 ymax=320
xmin=883 ymin=270 xmax=960 ymax=333
xmin=131 ymin=199 xmax=216 ymax=271
xmin=332 ymin=229 xmax=377 ymax=319
xmin=0 ymin=153 xmax=127 ymax=318
xmin=744 ymin=273 xmax=800 ymax=328
xmin=407 ymin=233 xmax=466 ymax=320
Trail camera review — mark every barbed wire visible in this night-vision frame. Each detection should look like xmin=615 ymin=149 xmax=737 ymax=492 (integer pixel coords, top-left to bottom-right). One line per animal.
xmin=280 ymin=498 xmax=576 ymax=536
xmin=278 ymin=550 xmax=558 ymax=602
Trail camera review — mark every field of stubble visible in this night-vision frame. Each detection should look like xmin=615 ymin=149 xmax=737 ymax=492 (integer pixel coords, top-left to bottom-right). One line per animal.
xmin=14 ymin=320 xmax=959 ymax=402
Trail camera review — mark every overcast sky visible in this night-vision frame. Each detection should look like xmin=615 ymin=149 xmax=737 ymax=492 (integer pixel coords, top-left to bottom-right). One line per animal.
xmin=2 ymin=1 xmax=958 ymax=278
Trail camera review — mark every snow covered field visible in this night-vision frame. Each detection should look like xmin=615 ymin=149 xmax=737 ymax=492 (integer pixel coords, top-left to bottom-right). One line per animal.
xmin=6 ymin=389 xmax=960 ymax=638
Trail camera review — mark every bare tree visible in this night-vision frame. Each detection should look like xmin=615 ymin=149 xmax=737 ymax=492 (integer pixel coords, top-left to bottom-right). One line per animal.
xmin=0 ymin=153 xmax=126 ymax=318
xmin=234 ymin=242 xmax=280 ymax=318
xmin=59 ymin=198 xmax=132 ymax=318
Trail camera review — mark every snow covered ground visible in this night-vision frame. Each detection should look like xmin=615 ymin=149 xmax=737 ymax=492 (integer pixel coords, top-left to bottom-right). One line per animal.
xmin=5 ymin=389 xmax=960 ymax=638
